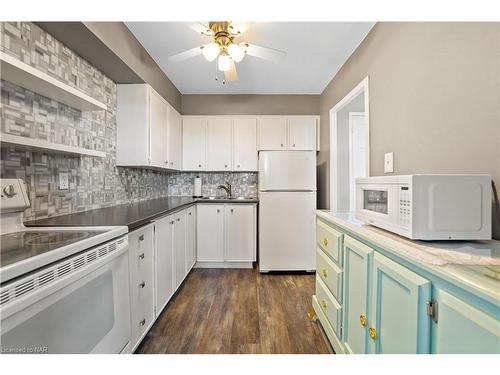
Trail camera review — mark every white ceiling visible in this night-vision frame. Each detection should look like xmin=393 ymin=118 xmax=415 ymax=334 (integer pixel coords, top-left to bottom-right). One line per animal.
xmin=126 ymin=22 xmax=375 ymax=95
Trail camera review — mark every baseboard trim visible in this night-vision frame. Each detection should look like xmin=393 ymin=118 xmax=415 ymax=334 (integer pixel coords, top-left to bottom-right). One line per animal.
xmin=194 ymin=261 xmax=254 ymax=269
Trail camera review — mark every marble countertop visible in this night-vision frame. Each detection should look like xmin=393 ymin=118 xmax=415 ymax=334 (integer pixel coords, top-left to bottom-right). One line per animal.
xmin=25 ymin=196 xmax=258 ymax=231
xmin=316 ymin=210 xmax=500 ymax=306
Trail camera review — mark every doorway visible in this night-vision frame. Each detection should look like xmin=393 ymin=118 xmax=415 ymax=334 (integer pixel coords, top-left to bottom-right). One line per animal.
xmin=329 ymin=77 xmax=370 ymax=212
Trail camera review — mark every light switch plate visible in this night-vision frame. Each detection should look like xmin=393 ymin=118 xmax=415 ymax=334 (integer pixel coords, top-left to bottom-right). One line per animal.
xmin=59 ymin=172 xmax=69 ymax=190
xmin=384 ymin=152 xmax=394 ymax=173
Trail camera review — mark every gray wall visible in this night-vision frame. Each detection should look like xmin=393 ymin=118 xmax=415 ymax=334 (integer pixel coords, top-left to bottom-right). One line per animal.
xmin=318 ymin=22 xmax=500 ymax=238
xmin=182 ymin=94 xmax=320 ymax=115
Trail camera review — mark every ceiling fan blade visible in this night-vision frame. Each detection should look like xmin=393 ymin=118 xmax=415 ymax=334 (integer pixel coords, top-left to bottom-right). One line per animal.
xmin=240 ymin=42 xmax=286 ymax=62
xmin=230 ymin=22 xmax=253 ymax=36
xmin=187 ymin=22 xmax=213 ymax=36
xmin=224 ymin=60 xmax=238 ymax=81
xmin=168 ymin=45 xmax=204 ymax=62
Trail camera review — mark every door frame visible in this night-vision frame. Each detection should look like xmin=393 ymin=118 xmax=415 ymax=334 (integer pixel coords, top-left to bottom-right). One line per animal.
xmin=329 ymin=76 xmax=370 ymax=212
xmin=348 ymin=112 xmax=367 ymax=211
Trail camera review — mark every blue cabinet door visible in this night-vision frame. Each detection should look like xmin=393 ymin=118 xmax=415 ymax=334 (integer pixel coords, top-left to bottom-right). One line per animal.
xmin=369 ymin=252 xmax=431 ymax=354
xmin=342 ymin=236 xmax=373 ymax=354
xmin=433 ymin=289 xmax=500 ymax=353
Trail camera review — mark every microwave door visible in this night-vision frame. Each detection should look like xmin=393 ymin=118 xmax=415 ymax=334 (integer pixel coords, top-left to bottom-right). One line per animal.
xmin=356 ymin=184 xmax=400 ymax=230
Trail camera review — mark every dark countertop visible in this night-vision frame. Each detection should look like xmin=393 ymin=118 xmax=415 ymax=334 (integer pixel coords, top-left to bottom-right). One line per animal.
xmin=25 ymin=196 xmax=258 ymax=232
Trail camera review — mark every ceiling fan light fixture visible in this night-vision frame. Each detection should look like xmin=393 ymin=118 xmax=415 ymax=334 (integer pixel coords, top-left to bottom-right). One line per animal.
xmin=202 ymin=42 xmax=220 ymax=62
xmin=228 ymin=43 xmax=245 ymax=63
xmin=217 ymin=54 xmax=231 ymax=71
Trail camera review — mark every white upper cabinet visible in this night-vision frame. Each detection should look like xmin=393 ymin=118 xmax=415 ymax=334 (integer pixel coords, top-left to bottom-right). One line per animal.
xmin=288 ymin=117 xmax=317 ymax=150
xmin=182 ymin=117 xmax=207 ymax=171
xmin=116 ymin=84 xmax=180 ymax=170
xmin=167 ymin=105 xmax=182 ymax=170
xmin=207 ymin=118 xmax=232 ymax=171
xmin=258 ymin=117 xmax=287 ymax=150
xmin=233 ymin=118 xmax=257 ymax=171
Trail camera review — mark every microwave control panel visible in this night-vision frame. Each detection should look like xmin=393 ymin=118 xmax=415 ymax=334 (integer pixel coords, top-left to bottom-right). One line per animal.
xmin=398 ymin=185 xmax=411 ymax=227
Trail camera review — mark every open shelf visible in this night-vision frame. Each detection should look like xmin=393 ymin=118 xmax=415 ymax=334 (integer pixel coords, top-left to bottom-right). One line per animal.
xmin=0 ymin=51 xmax=108 ymax=112
xmin=1 ymin=133 xmax=107 ymax=158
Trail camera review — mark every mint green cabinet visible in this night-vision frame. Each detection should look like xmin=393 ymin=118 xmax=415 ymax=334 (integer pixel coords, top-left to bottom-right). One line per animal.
xmin=342 ymin=236 xmax=373 ymax=354
xmin=368 ymin=252 xmax=431 ymax=354
xmin=433 ymin=289 xmax=500 ymax=353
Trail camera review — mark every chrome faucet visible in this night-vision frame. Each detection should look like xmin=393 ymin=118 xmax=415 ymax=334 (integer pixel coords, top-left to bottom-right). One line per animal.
xmin=217 ymin=182 xmax=232 ymax=198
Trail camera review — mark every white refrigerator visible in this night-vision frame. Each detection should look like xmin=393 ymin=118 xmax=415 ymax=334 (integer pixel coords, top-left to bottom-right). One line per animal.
xmin=258 ymin=151 xmax=317 ymax=272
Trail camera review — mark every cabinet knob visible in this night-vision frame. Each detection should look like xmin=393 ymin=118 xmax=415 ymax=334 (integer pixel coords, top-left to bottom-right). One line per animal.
xmin=369 ymin=327 xmax=377 ymax=340
xmin=280 ymin=143 xmax=284 ymax=147
xmin=359 ymin=314 xmax=368 ymax=327
xmin=217 ymin=209 xmax=220 ymax=213
xmin=230 ymin=208 xmax=234 ymax=213
xmin=225 ymin=164 xmax=228 ymax=168
xmin=165 ymin=161 xmax=168 ymax=164
xmin=198 ymin=164 xmax=202 ymax=168
xmin=139 ymin=281 xmax=146 ymax=288
xmin=322 ymin=269 xmax=328 ymax=278
xmin=170 ymin=220 xmax=174 ymax=225
xmin=138 ymin=253 xmax=145 ymax=260
xmin=237 ymin=164 xmax=240 ymax=168
xmin=139 ymin=318 xmax=146 ymax=326
xmin=176 ymin=218 xmax=180 ymax=222
xmin=292 ymin=144 xmax=296 ymax=147
xmin=139 ymin=235 xmax=144 ymax=241
xmin=188 ymin=212 xmax=192 ymax=215
xmin=321 ymin=299 xmax=327 ymax=309
xmin=323 ymin=237 xmax=328 ymax=247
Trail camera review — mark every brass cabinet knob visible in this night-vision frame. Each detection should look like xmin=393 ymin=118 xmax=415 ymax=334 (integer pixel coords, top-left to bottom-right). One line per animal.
xmin=321 ymin=299 xmax=328 ymax=309
xmin=369 ymin=327 xmax=377 ymax=340
xmin=323 ymin=237 xmax=328 ymax=247
xmin=322 ymin=269 xmax=328 ymax=278
xmin=359 ymin=314 xmax=368 ymax=327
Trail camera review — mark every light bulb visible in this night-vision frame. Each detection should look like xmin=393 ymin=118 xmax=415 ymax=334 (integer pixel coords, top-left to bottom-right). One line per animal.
xmin=218 ymin=54 xmax=231 ymax=71
xmin=202 ymin=42 xmax=220 ymax=62
xmin=228 ymin=43 xmax=245 ymax=63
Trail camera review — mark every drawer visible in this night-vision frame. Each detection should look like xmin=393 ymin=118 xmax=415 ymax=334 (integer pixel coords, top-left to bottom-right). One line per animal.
xmin=316 ymin=247 xmax=343 ymax=303
xmin=316 ymin=276 xmax=342 ymax=336
xmin=317 ymin=219 xmax=343 ymax=266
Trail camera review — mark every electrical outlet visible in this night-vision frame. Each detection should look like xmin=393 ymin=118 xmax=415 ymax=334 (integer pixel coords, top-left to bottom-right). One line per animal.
xmin=384 ymin=152 xmax=394 ymax=173
xmin=59 ymin=172 xmax=69 ymax=190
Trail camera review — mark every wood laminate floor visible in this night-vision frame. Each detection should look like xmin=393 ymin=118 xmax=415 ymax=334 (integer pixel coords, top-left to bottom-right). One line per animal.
xmin=136 ymin=268 xmax=333 ymax=354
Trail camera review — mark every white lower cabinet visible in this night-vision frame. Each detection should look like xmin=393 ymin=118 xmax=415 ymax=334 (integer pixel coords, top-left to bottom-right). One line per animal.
xmin=186 ymin=206 xmax=196 ymax=271
xmin=197 ymin=203 xmax=257 ymax=267
xmin=154 ymin=215 xmax=174 ymax=315
xmin=128 ymin=223 xmax=155 ymax=351
xmin=173 ymin=210 xmax=187 ymax=289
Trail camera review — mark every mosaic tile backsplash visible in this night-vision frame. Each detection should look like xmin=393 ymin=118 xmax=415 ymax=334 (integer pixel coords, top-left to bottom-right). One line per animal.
xmin=0 ymin=22 xmax=257 ymax=221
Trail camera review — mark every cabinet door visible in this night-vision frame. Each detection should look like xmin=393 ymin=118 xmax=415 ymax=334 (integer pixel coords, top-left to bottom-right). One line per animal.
xmin=342 ymin=235 xmax=373 ymax=354
xmin=173 ymin=210 xmax=187 ymax=290
xmin=233 ymin=118 xmax=257 ymax=171
xmin=433 ymin=289 xmax=500 ymax=353
xmin=196 ymin=204 xmax=224 ymax=262
xmin=225 ymin=204 xmax=256 ymax=262
xmin=207 ymin=118 xmax=232 ymax=171
xmin=128 ymin=224 xmax=155 ymax=348
xmin=287 ymin=117 xmax=316 ymax=150
xmin=186 ymin=206 xmax=196 ymax=272
xmin=149 ymin=88 xmax=168 ymax=168
xmin=258 ymin=117 xmax=287 ymax=150
xmin=369 ymin=252 xmax=431 ymax=354
xmin=154 ymin=215 xmax=174 ymax=313
xmin=182 ymin=118 xmax=206 ymax=170
xmin=167 ymin=105 xmax=182 ymax=170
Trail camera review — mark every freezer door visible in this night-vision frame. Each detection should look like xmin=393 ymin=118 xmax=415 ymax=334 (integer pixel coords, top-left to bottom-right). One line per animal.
xmin=259 ymin=192 xmax=316 ymax=271
xmin=259 ymin=151 xmax=316 ymax=191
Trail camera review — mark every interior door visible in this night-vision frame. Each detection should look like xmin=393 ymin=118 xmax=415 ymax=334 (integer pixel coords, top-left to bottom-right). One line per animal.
xmin=196 ymin=204 xmax=224 ymax=262
xmin=287 ymin=117 xmax=316 ymax=150
xmin=185 ymin=206 xmax=196 ymax=272
xmin=342 ymin=235 xmax=373 ymax=354
xmin=173 ymin=210 xmax=187 ymax=289
xmin=167 ymin=105 xmax=182 ymax=170
xmin=258 ymin=117 xmax=287 ymax=150
xmin=207 ymin=118 xmax=232 ymax=171
xmin=149 ymin=88 xmax=168 ymax=168
xmin=233 ymin=118 xmax=257 ymax=171
xmin=368 ymin=252 xmax=431 ymax=354
xmin=154 ymin=215 xmax=174 ymax=313
xmin=225 ymin=204 xmax=255 ymax=262
xmin=182 ymin=117 xmax=206 ymax=170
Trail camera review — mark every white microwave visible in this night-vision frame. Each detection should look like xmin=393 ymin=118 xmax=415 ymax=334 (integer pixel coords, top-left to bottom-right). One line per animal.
xmin=355 ymin=174 xmax=492 ymax=240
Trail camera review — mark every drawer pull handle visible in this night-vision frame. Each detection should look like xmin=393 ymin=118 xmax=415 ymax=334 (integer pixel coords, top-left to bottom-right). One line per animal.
xmin=322 ymin=269 xmax=328 ymax=278
xmin=321 ymin=299 xmax=327 ymax=309
xmin=139 ymin=281 xmax=146 ymax=288
xmin=323 ymin=237 xmax=328 ymax=247
xmin=359 ymin=314 xmax=368 ymax=327
xmin=369 ymin=327 xmax=377 ymax=340
xmin=139 ymin=319 xmax=146 ymax=326
xmin=139 ymin=253 xmax=145 ymax=260
xmin=139 ymin=235 xmax=144 ymax=241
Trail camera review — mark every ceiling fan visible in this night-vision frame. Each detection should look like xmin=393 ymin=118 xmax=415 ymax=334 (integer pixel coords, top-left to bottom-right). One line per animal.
xmin=168 ymin=21 xmax=286 ymax=83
